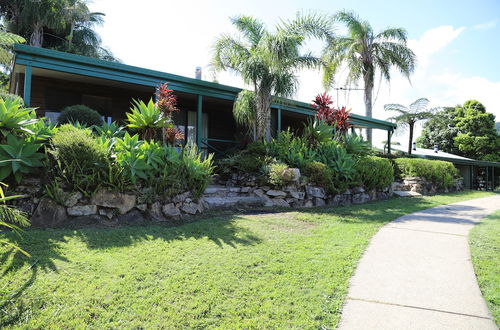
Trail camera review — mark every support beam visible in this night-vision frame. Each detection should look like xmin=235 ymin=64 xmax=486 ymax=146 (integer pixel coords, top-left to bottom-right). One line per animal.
xmin=277 ymin=107 xmax=282 ymax=135
xmin=351 ymin=126 xmax=355 ymax=135
xmin=196 ymin=95 xmax=203 ymax=147
xmin=23 ymin=65 xmax=32 ymax=106
xmin=387 ymin=130 xmax=392 ymax=154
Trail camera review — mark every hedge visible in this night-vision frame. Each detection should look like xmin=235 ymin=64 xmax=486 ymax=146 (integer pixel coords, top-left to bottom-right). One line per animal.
xmin=394 ymin=158 xmax=459 ymax=188
xmin=355 ymin=156 xmax=394 ymax=190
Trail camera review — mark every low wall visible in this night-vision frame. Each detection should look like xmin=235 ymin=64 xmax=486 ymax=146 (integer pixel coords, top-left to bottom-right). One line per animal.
xmin=10 ymin=173 xmax=394 ymax=228
xmin=392 ymin=176 xmax=464 ymax=195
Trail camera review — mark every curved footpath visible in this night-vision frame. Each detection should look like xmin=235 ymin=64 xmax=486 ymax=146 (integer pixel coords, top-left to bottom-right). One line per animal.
xmin=338 ymin=195 xmax=500 ymax=330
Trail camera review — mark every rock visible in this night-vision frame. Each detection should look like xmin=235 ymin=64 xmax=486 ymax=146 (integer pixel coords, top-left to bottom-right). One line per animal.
xmin=63 ymin=191 xmax=82 ymax=208
xmin=261 ymin=186 xmax=271 ymax=191
xmin=314 ymin=198 xmax=325 ymax=206
xmin=180 ymin=202 xmax=198 ymax=215
xmin=351 ymin=186 xmax=365 ymax=194
xmin=266 ymin=190 xmax=287 ymax=197
xmin=91 ymin=190 xmax=136 ymax=214
xmin=116 ymin=210 xmax=146 ymax=225
xmin=229 ymin=187 xmax=241 ymax=193
xmin=98 ymin=208 xmax=114 ymax=219
xmin=136 ymin=203 xmax=147 ymax=212
xmin=21 ymin=177 xmax=42 ymax=186
xmin=343 ymin=189 xmax=352 ymax=195
xmin=173 ymin=191 xmax=190 ymax=204
xmin=265 ymin=198 xmax=290 ymax=208
xmin=393 ymin=190 xmax=422 ymax=197
xmin=326 ymin=196 xmax=339 ymax=206
xmin=352 ymin=193 xmax=370 ymax=204
xmin=368 ymin=189 xmax=377 ymax=200
xmin=341 ymin=194 xmax=352 ymax=206
xmin=285 ymin=198 xmax=296 ymax=204
xmin=306 ymin=186 xmax=325 ymax=198
xmin=203 ymin=196 xmax=265 ymax=209
xmin=197 ymin=201 xmax=205 ymax=213
xmin=150 ymin=201 xmax=166 ymax=221
xmin=161 ymin=203 xmax=180 ymax=217
xmin=289 ymin=191 xmax=305 ymax=200
xmin=30 ymin=197 xmax=68 ymax=227
xmin=67 ymin=205 xmax=97 ymax=216
xmin=283 ymin=185 xmax=298 ymax=193
xmin=289 ymin=168 xmax=301 ymax=182
xmin=240 ymin=187 xmax=251 ymax=193
xmin=253 ymin=189 xmax=266 ymax=198
xmin=67 ymin=215 xmax=102 ymax=227
xmin=303 ymin=199 xmax=314 ymax=208
xmin=16 ymin=199 xmax=35 ymax=216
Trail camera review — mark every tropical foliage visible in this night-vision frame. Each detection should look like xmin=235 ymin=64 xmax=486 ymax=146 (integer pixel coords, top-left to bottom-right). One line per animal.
xmin=394 ymin=158 xmax=459 ymax=189
xmin=0 ymin=0 xmax=118 ymax=61
xmin=385 ymin=98 xmax=435 ymax=154
xmin=323 ymin=10 xmax=416 ymax=143
xmin=212 ymin=15 xmax=331 ymax=141
xmin=0 ymin=134 xmax=44 ymax=182
xmin=0 ymin=97 xmax=38 ymax=137
xmin=0 ymin=30 xmax=25 ymax=68
xmin=311 ymin=92 xmax=352 ymax=139
xmin=0 ymin=182 xmax=30 ymax=256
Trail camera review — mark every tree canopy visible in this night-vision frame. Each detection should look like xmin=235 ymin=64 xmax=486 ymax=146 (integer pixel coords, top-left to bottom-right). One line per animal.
xmin=323 ymin=10 xmax=416 ymax=144
xmin=0 ymin=0 xmax=118 ymax=61
xmin=418 ymin=100 xmax=499 ymax=161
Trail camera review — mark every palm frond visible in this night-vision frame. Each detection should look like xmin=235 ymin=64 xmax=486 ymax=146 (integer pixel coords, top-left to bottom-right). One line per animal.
xmin=231 ymin=15 xmax=265 ymax=46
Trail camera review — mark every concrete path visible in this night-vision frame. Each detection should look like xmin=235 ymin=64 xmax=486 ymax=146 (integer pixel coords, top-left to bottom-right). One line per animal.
xmin=338 ymin=195 xmax=500 ymax=330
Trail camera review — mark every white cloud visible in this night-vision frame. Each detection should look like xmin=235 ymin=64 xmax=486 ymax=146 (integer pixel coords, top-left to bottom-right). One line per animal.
xmin=473 ymin=20 xmax=497 ymax=30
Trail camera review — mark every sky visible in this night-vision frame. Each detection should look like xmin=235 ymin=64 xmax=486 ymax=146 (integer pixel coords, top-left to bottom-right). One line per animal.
xmin=89 ymin=0 xmax=500 ymax=148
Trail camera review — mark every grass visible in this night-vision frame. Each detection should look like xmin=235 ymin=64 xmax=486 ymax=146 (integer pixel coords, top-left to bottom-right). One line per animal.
xmin=469 ymin=209 xmax=500 ymax=326
xmin=0 ymin=191 xmax=494 ymax=328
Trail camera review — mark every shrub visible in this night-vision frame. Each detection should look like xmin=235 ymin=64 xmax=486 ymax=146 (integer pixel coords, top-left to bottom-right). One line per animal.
xmin=181 ymin=146 xmax=214 ymax=198
xmin=266 ymin=130 xmax=317 ymax=169
xmin=267 ymin=162 xmax=296 ymax=187
xmin=48 ymin=125 xmax=123 ymax=194
xmin=342 ymin=134 xmax=372 ymax=157
xmin=316 ymin=141 xmax=356 ymax=181
xmin=394 ymin=158 xmax=459 ymax=188
xmin=58 ymin=105 xmax=103 ymax=127
xmin=126 ymin=99 xmax=168 ymax=141
xmin=354 ymin=156 xmax=394 ymax=190
xmin=304 ymin=161 xmax=333 ymax=191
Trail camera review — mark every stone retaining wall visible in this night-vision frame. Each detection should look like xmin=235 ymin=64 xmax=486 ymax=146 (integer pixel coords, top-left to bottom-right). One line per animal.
xmin=392 ymin=176 xmax=464 ymax=195
xmin=10 ymin=171 xmax=393 ymax=228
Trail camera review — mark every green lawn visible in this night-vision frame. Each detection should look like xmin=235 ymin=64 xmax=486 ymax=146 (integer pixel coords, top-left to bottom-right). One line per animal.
xmin=0 ymin=191 xmax=494 ymax=328
xmin=470 ymin=209 xmax=500 ymax=326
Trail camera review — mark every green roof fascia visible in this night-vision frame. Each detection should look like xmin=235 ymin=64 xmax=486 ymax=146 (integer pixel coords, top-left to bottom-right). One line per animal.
xmin=415 ymin=154 xmax=500 ymax=168
xmin=13 ymin=44 xmax=396 ymax=130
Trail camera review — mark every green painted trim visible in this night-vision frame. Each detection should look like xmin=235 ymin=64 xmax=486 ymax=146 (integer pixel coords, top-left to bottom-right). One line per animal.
xmin=23 ymin=64 xmax=32 ymax=106
xmin=13 ymin=44 xmax=397 ymax=131
xmin=196 ymin=95 xmax=203 ymax=147
xmin=203 ymin=138 xmax=240 ymax=144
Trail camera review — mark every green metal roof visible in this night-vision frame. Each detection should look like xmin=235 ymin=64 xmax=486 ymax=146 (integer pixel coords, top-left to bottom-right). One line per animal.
xmin=13 ymin=44 xmax=397 ymax=131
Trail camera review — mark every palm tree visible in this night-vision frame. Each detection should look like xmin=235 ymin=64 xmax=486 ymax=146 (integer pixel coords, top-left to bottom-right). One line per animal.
xmin=385 ymin=98 xmax=435 ymax=155
xmin=323 ymin=10 xmax=416 ymax=144
xmin=212 ymin=15 xmax=331 ymax=141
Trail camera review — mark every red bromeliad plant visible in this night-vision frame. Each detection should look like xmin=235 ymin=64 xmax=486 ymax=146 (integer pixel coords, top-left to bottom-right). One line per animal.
xmin=156 ymin=83 xmax=184 ymax=146
xmin=311 ymin=92 xmax=352 ymax=137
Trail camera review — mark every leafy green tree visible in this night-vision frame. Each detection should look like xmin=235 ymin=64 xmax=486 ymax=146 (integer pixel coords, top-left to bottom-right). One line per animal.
xmin=323 ymin=10 xmax=416 ymax=144
xmin=384 ymin=98 xmax=435 ymax=154
xmin=0 ymin=30 xmax=25 ymax=68
xmin=453 ymin=100 xmax=499 ymax=161
xmin=0 ymin=0 xmax=117 ymax=61
xmin=417 ymin=107 xmax=459 ymax=154
xmin=418 ymin=100 xmax=499 ymax=161
xmin=212 ymin=15 xmax=331 ymax=141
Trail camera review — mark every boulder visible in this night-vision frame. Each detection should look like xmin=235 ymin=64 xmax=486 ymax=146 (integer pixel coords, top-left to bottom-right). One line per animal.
xmin=289 ymin=191 xmax=305 ymax=200
xmin=172 ymin=191 xmax=191 ymax=204
xmin=265 ymin=198 xmax=290 ymax=208
xmin=253 ymin=189 xmax=266 ymax=198
xmin=98 ymin=208 xmax=114 ymax=219
xmin=161 ymin=203 xmax=180 ymax=218
xmin=240 ymin=187 xmax=251 ymax=193
xmin=91 ymin=190 xmax=136 ymax=214
xmin=352 ymin=193 xmax=370 ymax=204
xmin=30 ymin=197 xmax=68 ymax=227
xmin=116 ymin=210 xmax=146 ymax=225
xmin=289 ymin=168 xmax=301 ymax=182
xmin=351 ymin=186 xmax=365 ymax=194
xmin=181 ymin=202 xmax=199 ymax=215
xmin=314 ymin=197 xmax=325 ymax=206
xmin=67 ymin=205 xmax=97 ymax=216
xmin=306 ymin=186 xmax=325 ymax=198
xmin=136 ymin=203 xmax=147 ymax=212
xmin=62 ymin=191 xmax=82 ymax=208
xmin=266 ymin=190 xmax=287 ymax=197
xmin=303 ymin=199 xmax=314 ymax=208
xmin=150 ymin=201 xmax=167 ymax=221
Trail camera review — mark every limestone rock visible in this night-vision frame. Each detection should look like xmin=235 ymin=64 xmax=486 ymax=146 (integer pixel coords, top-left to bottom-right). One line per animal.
xmin=173 ymin=191 xmax=191 ymax=204
xmin=181 ymin=202 xmax=199 ymax=215
xmin=150 ymin=201 xmax=166 ymax=221
xmin=266 ymin=190 xmax=287 ymax=197
xmin=253 ymin=189 xmax=266 ymax=198
xmin=265 ymin=198 xmax=290 ymax=208
xmin=91 ymin=190 xmax=136 ymax=214
xmin=98 ymin=208 xmax=114 ymax=219
xmin=30 ymin=197 xmax=68 ymax=227
xmin=352 ymin=193 xmax=370 ymax=204
xmin=136 ymin=203 xmax=147 ymax=212
xmin=314 ymin=197 xmax=325 ymax=206
xmin=289 ymin=191 xmax=305 ymax=200
xmin=161 ymin=203 xmax=180 ymax=217
xmin=67 ymin=205 xmax=97 ymax=216
xmin=63 ymin=191 xmax=82 ymax=208
xmin=306 ymin=186 xmax=325 ymax=198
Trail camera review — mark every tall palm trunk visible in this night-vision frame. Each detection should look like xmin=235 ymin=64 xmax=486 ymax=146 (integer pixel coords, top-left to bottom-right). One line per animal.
xmin=408 ymin=122 xmax=414 ymax=155
xmin=364 ymin=84 xmax=373 ymax=144
xmin=255 ymin=84 xmax=272 ymax=142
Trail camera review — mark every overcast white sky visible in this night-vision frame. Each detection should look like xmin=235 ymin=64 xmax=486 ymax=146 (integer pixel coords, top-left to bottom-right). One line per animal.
xmin=89 ymin=0 xmax=500 ymax=148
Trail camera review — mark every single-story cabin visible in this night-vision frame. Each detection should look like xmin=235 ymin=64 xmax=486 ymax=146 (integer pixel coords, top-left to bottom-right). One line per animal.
xmin=9 ymin=44 xmax=397 ymax=154
xmin=393 ymin=146 xmax=500 ymax=191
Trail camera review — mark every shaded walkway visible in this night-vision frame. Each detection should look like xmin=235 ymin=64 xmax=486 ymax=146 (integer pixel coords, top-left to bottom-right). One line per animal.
xmin=338 ymin=195 xmax=500 ymax=330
